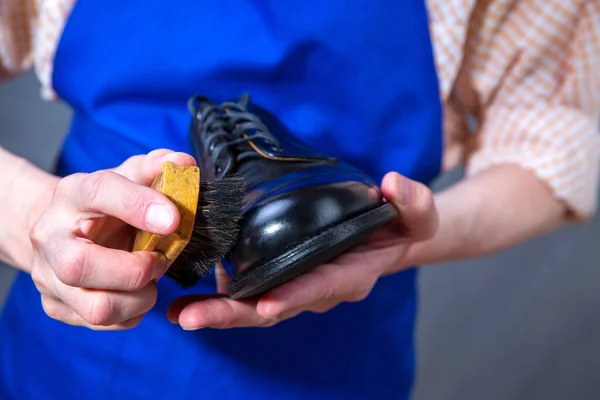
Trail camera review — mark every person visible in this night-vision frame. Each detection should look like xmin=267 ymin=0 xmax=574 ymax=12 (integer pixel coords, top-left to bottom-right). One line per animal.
xmin=0 ymin=0 xmax=598 ymax=399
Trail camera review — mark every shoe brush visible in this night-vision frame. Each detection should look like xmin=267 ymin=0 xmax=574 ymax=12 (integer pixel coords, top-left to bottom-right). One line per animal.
xmin=132 ymin=161 xmax=244 ymax=287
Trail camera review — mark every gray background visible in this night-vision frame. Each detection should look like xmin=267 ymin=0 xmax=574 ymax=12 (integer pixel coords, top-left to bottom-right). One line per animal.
xmin=1 ymin=72 xmax=599 ymax=400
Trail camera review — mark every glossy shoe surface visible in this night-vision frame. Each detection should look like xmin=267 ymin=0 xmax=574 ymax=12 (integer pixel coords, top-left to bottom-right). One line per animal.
xmin=188 ymin=95 xmax=398 ymax=299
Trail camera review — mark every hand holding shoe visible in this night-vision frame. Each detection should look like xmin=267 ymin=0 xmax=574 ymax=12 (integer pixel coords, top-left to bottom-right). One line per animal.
xmin=167 ymin=171 xmax=438 ymax=329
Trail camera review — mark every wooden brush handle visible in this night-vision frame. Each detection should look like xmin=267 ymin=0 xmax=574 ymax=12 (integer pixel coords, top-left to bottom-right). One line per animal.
xmin=132 ymin=161 xmax=200 ymax=262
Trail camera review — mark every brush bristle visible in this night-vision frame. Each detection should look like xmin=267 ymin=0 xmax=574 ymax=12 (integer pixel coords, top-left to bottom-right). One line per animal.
xmin=165 ymin=175 xmax=244 ymax=288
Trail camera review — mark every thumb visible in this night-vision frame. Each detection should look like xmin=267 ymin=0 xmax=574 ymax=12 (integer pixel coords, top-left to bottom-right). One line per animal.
xmin=381 ymin=172 xmax=438 ymax=241
xmin=112 ymin=149 xmax=197 ymax=185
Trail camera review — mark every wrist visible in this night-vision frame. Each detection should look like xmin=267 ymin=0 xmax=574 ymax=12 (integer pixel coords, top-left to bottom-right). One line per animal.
xmin=399 ymin=165 xmax=565 ymax=268
xmin=1 ymin=153 xmax=58 ymax=272
xmin=400 ymin=190 xmax=470 ymax=267
xmin=18 ymin=161 xmax=59 ymax=233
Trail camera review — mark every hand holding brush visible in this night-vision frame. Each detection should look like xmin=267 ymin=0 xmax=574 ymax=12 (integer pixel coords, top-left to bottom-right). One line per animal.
xmin=28 ymin=149 xmax=242 ymax=330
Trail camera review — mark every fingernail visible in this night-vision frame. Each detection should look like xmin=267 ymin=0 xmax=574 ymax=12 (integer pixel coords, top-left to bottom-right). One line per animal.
xmin=146 ymin=204 xmax=173 ymax=232
xmin=152 ymin=253 xmax=168 ymax=280
xmin=182 ymin=326 xmax=204 ymax=331
xmin=395 ymin=175 xmax=411 ymax=207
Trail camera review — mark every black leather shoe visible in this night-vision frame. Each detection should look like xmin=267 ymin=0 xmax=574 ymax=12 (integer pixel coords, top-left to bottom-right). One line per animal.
xmin=188 ymin=94 xmax=398 ymax=300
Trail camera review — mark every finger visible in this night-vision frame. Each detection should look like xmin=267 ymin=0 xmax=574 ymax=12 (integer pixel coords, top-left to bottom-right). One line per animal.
xmin=214 ymin=261 xmax=232 ymax=295
xmin=56 ymin=281 xmax=158 ymax=326
xmin=381 ymin=172 xmax=439 ymax=241
xmin=58 ymin=169 xmax=179 ymax=234
xmin=112 ymin=149 xmax=197 ymax=186
xmin=256 ymin=260 xmax=376 ymax=318
xmin=43 ymin=235 xmax=168 ymax=290
xmin=41 ymin=295 xmax=144 ymax=330
xmin=167 ymin=295 xmax=272 ymax=329
xmin=30 ymin=245 xmax=60 ymax=296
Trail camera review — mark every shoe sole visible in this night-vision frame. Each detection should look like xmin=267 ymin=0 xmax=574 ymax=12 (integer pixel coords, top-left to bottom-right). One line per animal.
xmin=228 ymin=202 xmax=398 ymax=300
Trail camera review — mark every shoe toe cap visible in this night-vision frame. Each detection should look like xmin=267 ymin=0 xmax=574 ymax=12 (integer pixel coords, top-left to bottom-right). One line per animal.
xmin=228 ymin=180 xmax=384 ymax=274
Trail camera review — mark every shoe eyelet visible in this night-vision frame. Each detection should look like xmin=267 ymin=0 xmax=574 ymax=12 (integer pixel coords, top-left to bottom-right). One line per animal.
xmin=215 ymin=159 xmax=227 ymax=176
xmin=268 ymin=142 xmax=283 ymax=152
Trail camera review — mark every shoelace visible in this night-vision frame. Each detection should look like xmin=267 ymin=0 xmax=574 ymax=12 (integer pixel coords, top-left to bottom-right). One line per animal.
xmin=188 ymin=93 xmax=281 ymax=176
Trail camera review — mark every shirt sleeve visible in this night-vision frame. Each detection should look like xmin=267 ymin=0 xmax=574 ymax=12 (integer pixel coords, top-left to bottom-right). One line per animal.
xmin=0 ymin=0 xmax=38 ymax=80
xmin=464 ymin=0 xmax=600 ymax=221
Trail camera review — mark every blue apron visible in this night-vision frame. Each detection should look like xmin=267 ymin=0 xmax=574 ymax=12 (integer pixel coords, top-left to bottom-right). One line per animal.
xmin=0 ymin=1 xmax=442 ymax=399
